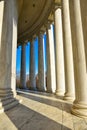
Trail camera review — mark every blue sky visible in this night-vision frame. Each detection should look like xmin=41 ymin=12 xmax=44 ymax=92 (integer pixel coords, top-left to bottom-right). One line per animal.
xmin=16 ymin=34 xmax=47 ymax=75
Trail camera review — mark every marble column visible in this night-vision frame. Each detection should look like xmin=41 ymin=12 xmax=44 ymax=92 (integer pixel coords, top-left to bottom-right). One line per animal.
xmin=71 ymin=0 xmax=87 ymax=118
xmin=62 ymin=0 xmax=75 ymax=101
xmin=0 ymin=0 xmax=19 ymax=112
xmin=20 ymin=44 xmax=26 ymax=89
xmin=54 ymin=7 xmax=65 ymax=96
xmin=46 ymin=24 xmax=56 ymax=93
xmin=38 ymin=32 xmax=46 ymax=91
xmin=29 ymin=38 xmax=36 ymax=90
xmin=0 ymin=1 xmax=4 ymax=46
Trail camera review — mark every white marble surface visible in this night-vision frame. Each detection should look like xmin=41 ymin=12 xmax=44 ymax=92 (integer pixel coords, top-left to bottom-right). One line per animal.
xmin=46 ymin=24 xmax=56 ymax=93
xmin=54 ymin=8 xmax=65 ymax=96
xmin=62 ymin=0 xmax=75 ymax=101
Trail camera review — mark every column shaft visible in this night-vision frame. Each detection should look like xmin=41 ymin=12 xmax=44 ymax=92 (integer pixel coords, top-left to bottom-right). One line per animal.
xmin=54 ymin=8 xmax=65 ymax=96
xmin=0 ymin=0 xmax=19 ymax=112
xmin=29 ymin=39 xmax=36 ymax=90
xmin=20 ymin=44 xmax=26 ymax=89
xmin=0 ymin=1 xmax=4 ymax=47
xmin=71 ymin=0 xmax=87 ymax=118
xmin=46 ymin=24 xmax=56 ymax=93
xmin=38 ymin=32 xmax=46 ymax=91
xmin=62 ymin=0 xmax=75 ymax=101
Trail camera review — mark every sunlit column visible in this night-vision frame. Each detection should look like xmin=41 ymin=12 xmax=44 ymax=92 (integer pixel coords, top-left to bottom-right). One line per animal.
xmin=54 ymin=7 xmax=65 ymax=96
xmin=20 ymin=44 xmax=26 ymax=89
xmin=0 ymin=1 xmax=4 ymax=47
xmin=38 ymin=32 xmax=46 ymax=91
xmin=62 ymin=0 xmax=75 ymax=101
xmin=0 ymin=0 xmax=19 ymax=112
xmin=71 ymin=0 xmax=87 ymax=118
xmin=46 ymin=24 xmax=56 ymax=93
xmin=29 ymin=38 xmax=36 ymax=90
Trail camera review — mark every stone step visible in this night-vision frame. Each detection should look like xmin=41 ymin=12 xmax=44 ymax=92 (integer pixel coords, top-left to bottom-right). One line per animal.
xmin=0 ymin=94 xmax=14 ymax=101
xmin=0 ymin=99 xmax=19 ymax=113
xmin=0 ymin=98 xmax=16 ymax=107
xmin=0 ymin=93 xmax=13 ymax=97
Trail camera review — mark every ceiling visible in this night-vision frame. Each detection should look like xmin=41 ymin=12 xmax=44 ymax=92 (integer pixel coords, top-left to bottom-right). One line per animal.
xmin=17 ymin=0 xmax=61 ymax=43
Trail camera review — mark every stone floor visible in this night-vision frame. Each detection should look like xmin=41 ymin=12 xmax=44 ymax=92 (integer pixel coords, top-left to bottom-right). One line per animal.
xmin=0 ymin=90 xmax=87 ymax=130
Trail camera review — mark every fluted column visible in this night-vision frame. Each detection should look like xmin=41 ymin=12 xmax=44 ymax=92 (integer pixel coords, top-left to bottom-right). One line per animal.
xmin=46 ymin=24 xmax=56 ymax=93
xmin=62 ymin=0 xmax=75 ymax=101
xmin=29 ymin=38 xmax=36 ymax=90
xmin=0 ymin=0 xmax=19 ymax=112
xmin=54 ymin=7 xmax=65 ymax=96
xmin=71 ymin=0 xmax=87 ymax=118
xmin=20 ymin=44 xmax=26 ymax=89
xmin=38 ymin=32 xmax=46 ymax=91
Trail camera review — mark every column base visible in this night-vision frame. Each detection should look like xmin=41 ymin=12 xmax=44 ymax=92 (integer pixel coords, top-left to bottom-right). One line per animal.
xmin=63 ymin=96 xmax=75 ymax=102
xmin=38 ymin=89 xmax=45 ymax=92
xmin=47 ymin=89 xmax=54 ymax=93
xmin=63 ymin=93 xmax=75 ymax=102
xmin=71 ymin=103 xmax=87 ymax=118
xmin=0 ymin=89 xmax=21 ymax=113
xmin=55 ymin=90 xmax=64 ymax=96
xmin=37 ymin=87 xmax=46 ymax=92
xmin=29 ymin=87 xmax=37 ymax=91
xmin=19 ymin=85 xmax=27 ymax=89
xmin=20 ymin=87 xmax=28 ymax=90
xmin=0 ymin=96 xmax=19 ymax=113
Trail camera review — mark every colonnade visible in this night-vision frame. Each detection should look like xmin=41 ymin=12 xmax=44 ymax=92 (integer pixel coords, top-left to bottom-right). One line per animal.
xmin=0 ymin=0 xmax=87 ymax=118
xmin=20 ymin=25 xmax=57 ymax=93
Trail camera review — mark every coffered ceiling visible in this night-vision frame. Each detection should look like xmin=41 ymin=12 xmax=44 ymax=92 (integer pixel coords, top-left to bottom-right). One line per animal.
xmin=17 ymin=0 xmax=61 ymax=43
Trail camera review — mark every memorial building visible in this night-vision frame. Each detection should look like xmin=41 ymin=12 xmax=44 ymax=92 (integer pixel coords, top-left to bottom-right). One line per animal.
xmin=0 ymin=0 xmax=87 ymax=129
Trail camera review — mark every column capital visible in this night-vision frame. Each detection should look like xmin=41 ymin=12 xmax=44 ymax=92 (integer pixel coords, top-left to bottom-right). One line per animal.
xmin=21 ymin=43 xmax=26 ymax=46
xmin=40 ymin=28 xmax=46 ymax=34
xmin=32 ymin=34 xmax=37 ymax=40
xmin=53 ymin=4 xmax=62 ymax=12
xmin=45 ymin=22 xmax=52 ymax=30
xmin=30 ymin=35 xmax=36 ymax=43
xmin=39 ymin=30 xmax=45 ymax=35
xmin=24 ymin=40 xmax=29 ymax=44
xmin=45 ymin=20 xmax=54 ymax=29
